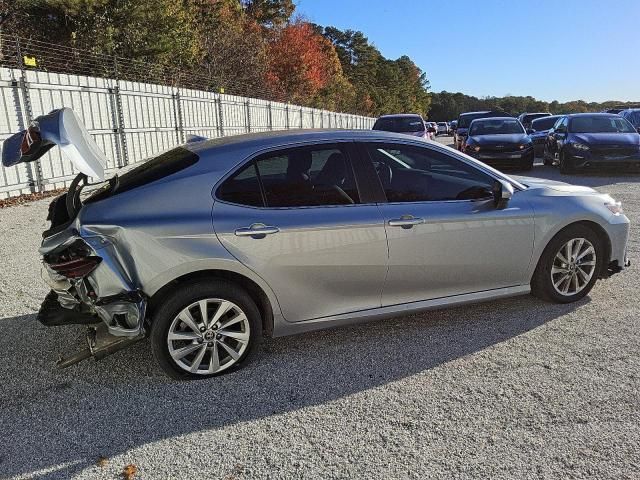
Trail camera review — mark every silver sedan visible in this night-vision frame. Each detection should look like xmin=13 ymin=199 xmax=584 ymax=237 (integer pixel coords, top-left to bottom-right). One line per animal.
xmin=3 ymin=108 xmax=630 ymax=379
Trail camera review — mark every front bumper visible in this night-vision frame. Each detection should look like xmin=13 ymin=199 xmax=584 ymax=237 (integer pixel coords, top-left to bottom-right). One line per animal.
xmin=469 ymin=148 xmax=534 ymax=168
xmin=568 ymin=152 xmax=640 ymax=171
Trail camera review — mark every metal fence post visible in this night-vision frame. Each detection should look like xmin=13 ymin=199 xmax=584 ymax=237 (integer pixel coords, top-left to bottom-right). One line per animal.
xmin=216 ymin=94 xmax=225 ymax=137
xmin=111 ymin=58 xmax=129 ymax=167
xmin=285 ymin=104 xmax=290 ymax=130
xmin=15 ymin=38 xmax=42 ymax=192
xmin=300 ymin=106 xmax=304 ymax=129
xmin=245 ymin=100 xmax=251 ymax=133
xmin=267 ymin=101 xmax=273 ymax=131
xmin=311 ymin=109 xmax=315 ymax=129
xmin=173 ymin=89 xmax=185 ymax=144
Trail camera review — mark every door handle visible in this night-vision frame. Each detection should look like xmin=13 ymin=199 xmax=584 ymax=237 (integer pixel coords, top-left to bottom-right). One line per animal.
xmin=388 ymin=216 xmax=424 ymax=228
xmin=234 ymin=224 xmax=280 ymax=237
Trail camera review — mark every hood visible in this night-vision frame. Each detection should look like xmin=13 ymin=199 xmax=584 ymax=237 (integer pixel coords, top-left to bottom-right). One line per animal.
xmin=2 ymin=107 xmax=107 ymax=180
xmin=572 ymin=132 xmax=640 ymax=146
xmin=514 ymin=175 xmax=599 ymax=195
xmin=470 ymin=133 xmax=529 ymax=145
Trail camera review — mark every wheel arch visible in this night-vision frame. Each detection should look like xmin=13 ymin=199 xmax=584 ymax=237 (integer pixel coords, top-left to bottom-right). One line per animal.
xmin=147 ymin=269 xmax=275 ymax=337
xmin=532 ymin=220 xmax=612 ymax=280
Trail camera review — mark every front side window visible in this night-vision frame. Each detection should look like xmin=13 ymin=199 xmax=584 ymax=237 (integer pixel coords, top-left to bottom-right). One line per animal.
xmin=217 ymin=145 xmax=359 ymax=208
xmin=365 ymin=143 xmax=494 ymax=203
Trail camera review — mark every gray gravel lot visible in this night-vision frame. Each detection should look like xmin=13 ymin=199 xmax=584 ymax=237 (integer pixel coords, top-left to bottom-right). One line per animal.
xmin=0 ymin=136 xmax=638 ymax=479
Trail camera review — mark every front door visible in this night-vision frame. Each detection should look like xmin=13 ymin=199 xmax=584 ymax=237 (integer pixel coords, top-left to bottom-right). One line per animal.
xmin=361 ymin=141 xmax=535 ymax=306
xmin=213 ymin=142 xmax=388 ymax=322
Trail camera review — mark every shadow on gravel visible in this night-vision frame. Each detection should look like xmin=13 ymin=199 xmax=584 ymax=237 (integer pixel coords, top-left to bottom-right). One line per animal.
xmin=0 ymin=294 xmax=587 ymax=479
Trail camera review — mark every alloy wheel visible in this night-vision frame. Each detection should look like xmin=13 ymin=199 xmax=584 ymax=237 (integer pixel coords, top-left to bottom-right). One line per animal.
xmin=550 ymin=238 xmax=597 ymax=296
xmin=167 ymin=298 xmax=250 ymax=375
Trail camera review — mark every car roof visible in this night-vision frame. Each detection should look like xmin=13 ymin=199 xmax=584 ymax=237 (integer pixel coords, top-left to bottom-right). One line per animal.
xmin=186 ymin=129 xmax=423 ymax=155
xmin=459 ymin=110 xmax=492 ymax=116
xmin=565 ymin=112 xmax=620 ymax=118
xmin=470 ymin=116 xmax=517 ymax=122
xmin=376 ymin=113 xmax=422 ymax=119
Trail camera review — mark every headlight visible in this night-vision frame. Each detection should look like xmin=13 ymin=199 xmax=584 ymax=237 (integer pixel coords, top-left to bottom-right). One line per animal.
xmin=605 ymin=201 xmax=623 ymax=215
xmin=571 ymin=142 xmax=590 ymax=151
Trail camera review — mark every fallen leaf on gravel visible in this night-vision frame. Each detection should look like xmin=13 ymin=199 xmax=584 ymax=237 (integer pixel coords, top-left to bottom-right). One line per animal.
xmin=96 ymin=456 xmax=108 ymax=467
xmin=122 ymin=463 xmax=138 ymax=479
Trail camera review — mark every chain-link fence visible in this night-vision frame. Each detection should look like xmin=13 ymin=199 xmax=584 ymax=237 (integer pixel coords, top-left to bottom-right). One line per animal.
xmin=0 ymin=34 xmax=375 ymax=199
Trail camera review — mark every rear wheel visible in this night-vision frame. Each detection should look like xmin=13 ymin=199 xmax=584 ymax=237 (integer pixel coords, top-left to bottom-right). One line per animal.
xmin=150 ymin=280 xmax=261 ymax=380
xmin=531 ymin=224 xmax=604 ymax=303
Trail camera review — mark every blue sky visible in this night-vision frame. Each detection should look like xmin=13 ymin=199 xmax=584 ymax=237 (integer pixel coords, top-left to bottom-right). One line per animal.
xmin=296 ymin=0 xmax=640 ymax=103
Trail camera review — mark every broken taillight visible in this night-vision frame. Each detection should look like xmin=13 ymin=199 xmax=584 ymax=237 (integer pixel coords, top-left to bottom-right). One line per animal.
xmin=48 ymin=256 xmax=102 ymax=279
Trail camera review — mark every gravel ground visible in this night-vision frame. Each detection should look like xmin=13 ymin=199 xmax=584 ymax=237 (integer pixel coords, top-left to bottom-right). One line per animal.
xmin=0 ymin=136 xmax=639 ymax=479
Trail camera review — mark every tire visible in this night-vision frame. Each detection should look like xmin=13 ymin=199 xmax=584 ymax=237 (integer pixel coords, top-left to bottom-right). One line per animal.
xmin=531 ymin=224 xmax=604 ymax=304
xmin=150 ymin=280 xmax=262 ymax=380
xmin=559 ymin=150 xmax=575 ymax=174
xmin=520 ymin=157 xmax=534 ymax=171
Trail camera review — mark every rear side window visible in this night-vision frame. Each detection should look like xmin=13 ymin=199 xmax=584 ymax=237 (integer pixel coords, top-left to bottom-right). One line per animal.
xmin=217 ymin=145 xmax=360 ymax=208
xmin=87 ymin=147 xmax=198 ymax=202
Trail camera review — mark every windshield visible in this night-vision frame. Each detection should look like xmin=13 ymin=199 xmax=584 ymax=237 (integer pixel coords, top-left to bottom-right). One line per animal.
xmin=622 ymin=111 xmax=640 ymax=127
xmin=569 ymin=116 xmax=636 ymax=134
xmin=469 ymin=119 xmax=524 ymax=136
xmin=522 ymin=113 xmax=550 ymax=124
xmin=531 ymin=116 xmax=560 ymax=131
xmin=373 ymin=116 xmax=425 ymax=133
xmin=457 ymin=113 xmax=486 ymax=129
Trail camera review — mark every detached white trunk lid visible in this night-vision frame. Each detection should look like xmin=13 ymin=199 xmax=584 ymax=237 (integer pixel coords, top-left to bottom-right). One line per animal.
xmin=2 ymin=107 xmax=107 ymax=180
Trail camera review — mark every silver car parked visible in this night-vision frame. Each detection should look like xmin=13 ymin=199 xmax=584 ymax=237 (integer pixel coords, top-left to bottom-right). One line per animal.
xmin=2 ymin=109 xmax=630 ymax=379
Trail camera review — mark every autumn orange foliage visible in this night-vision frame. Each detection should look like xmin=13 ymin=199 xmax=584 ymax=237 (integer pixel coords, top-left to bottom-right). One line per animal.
xmin=266 ymin=22 xmax=344 ymax=105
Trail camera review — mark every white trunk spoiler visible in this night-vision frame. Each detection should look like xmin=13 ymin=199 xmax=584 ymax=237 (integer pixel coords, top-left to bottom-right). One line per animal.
xmin=2 ymin=107 xmax=107 ymax=180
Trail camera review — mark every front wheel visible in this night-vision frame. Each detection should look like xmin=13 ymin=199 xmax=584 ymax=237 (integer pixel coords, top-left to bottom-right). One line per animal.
xmin=150 ymin=280 xmax=262 ymax=380
xmin=559 ymin=150 xmax=576 ymax=174
xmin=531 ymin=225 xmax=604 ymax=303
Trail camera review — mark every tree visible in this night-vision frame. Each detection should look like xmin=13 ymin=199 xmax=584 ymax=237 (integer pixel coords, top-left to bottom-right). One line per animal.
xmin=241 ymin=0 xmax=294 ymax=28
xmin=265 ymin=21 xmax=349 ymax=105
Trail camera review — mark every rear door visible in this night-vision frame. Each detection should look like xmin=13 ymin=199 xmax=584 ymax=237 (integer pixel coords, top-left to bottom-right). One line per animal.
xmin=360 ymin=141 xmax=534 ymax=306
xmin=212 ymin=142 xmax=388 ymax=322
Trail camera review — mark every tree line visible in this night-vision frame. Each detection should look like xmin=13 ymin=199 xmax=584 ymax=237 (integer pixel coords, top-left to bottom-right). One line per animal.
xmin=429 ymin=91 xmax=638 ymax=121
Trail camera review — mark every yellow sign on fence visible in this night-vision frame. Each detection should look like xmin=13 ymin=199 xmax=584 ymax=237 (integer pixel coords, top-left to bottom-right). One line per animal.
xmin=23 ymin=56 xmax=37 ymax=67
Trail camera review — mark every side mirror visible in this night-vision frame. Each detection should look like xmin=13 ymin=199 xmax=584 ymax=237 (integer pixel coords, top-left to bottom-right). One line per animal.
xmin=492 ymin=179 xmax=514 ymax=209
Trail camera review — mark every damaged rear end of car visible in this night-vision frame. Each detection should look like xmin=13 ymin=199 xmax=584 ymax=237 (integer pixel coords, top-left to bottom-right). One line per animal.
xmin=3 ymin=108 xmax=165 ymax=367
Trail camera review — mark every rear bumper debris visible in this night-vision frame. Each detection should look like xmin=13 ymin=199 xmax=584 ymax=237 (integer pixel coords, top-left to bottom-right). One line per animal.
xmin=56 ymin=323 xmax=144 ymax=369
